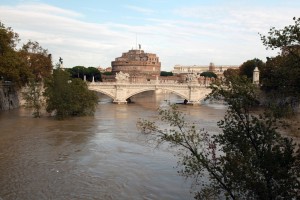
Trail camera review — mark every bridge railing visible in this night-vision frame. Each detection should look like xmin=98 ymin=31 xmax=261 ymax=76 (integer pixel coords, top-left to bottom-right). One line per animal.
xmin=88 ymin=82 xmax=211 ymax=87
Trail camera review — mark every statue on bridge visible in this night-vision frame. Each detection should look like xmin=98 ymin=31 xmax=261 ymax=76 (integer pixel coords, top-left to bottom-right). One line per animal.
xmin=186 ymin=73 xmax=199 ymax=84
xmin=116 ymin=71 xmax=130 ymax=83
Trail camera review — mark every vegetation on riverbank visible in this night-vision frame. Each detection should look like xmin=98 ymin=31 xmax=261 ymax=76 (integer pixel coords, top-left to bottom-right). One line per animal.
xmin=138 ymin=17 xmax=300 ymax=199
xmin=138 ymin=75 xmax=300 ymax=200
xmin=0 ymin=21 xmax=98 ymax=119
xmin=44 ymin=68 xmax=98 ymax=120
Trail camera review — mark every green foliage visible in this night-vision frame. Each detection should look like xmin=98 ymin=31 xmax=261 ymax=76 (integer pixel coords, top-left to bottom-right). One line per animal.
xmin=43 ymin=68 xmax=98 ymax=120
xmin=67 ymin=66 xmax=86 ymax=79
xmin=86 ymin=66 xmax=101 ymax=82
xmin=208 ymin=76 xmax=300 ymax=199
xmin=260 ymin=17 xmax=300 ymax=53
xmin=223 ymin=68 xmax=240 ymax=79
xmin=239 ymin=58 xmax=265 ymax=79
xmin=160 ymin=71 xmax=173 ymax=76
xmin=67 ymin=66 xmax=101 ymax=82
xmin=200 ymin=71 xmax=217 ymax=78
xmin=0 ymin=22 xmax=52 ymax=87
xmin=138 ymin=75 xmax=300 ymax=199
xmin=259 ymin=17 xmax=300 ymax=116
xmin=0 ymin=22 xmax=28 ymax=87
xmin=209 ymin=75 xmax=260 ymax=112
xmin=22 ymin=79 xmax=44 ymax=118
xmin=19 ymin=40 xmax=53 ymax=81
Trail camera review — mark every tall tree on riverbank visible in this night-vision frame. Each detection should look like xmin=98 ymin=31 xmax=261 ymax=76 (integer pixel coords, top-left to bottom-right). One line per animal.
xmin=0 ymin=22 xmax=30 ymax=87
xmin=259 ymin=17 xmax=300 ymax=116
xmin=19 ymin=40 xmax=53 ymax=82
xmin=137 ymin=75 xmax=300 ymax=199
xmin=43 ymin=68 xmax=98 ymax=120
xmin=0 ymin=22 xmax=52 ymax=87
xmin=22 ymin=79 xmax=44 ymax=118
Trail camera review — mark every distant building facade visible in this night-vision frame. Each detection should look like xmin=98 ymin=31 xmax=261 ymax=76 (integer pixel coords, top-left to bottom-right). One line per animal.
xmin=97 ymin=67 xmax=112 ymax=73
xmin=172 ymin=63 xmax=239 ymax=77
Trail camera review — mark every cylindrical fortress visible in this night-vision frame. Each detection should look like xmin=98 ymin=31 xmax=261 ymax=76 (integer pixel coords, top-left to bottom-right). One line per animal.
xmin=111 ymin=49 xmax=161 ymax=77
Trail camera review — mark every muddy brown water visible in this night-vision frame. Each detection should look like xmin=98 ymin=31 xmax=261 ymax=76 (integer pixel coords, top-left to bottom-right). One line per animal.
xmin=0 ymin=91 xmax=226 ymax=200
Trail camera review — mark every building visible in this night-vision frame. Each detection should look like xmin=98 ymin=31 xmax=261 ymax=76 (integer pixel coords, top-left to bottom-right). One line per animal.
xmin=97 ymin=67 xmax=112 ymax=73
xmin=111 ymin=46 xmax=161 ymax=77
xmin=172 ymin=63 xmax=239 ymax=77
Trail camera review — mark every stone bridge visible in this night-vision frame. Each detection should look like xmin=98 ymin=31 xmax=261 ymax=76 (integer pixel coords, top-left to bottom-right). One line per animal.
xmin=88 ymin=82 xmax=211 ymax=104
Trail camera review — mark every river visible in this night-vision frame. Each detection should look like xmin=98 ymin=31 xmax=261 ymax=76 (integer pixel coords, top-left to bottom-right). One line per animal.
xmin=0 ymin=91 xmax=227 ymax=200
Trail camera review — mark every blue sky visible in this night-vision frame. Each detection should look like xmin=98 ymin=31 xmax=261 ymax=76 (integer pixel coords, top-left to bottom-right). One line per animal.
xmin=0 ymin=0 xmax=299 ymax=70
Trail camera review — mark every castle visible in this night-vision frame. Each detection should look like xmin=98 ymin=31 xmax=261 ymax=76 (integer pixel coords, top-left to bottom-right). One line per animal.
xmin=102 ymin=46 xmax=239 ymax=82
xmin=111 ymin=45 xmax=161 ymax=76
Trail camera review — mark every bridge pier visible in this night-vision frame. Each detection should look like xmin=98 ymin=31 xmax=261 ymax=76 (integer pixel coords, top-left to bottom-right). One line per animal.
xmin=113 ymin=100 xmax=127 ymax=104
xmin=187 ymin=100 xmax=200 ymax=105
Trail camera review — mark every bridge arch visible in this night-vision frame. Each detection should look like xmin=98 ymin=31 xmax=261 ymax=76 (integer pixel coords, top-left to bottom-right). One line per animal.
xmin=89 ymin=88 xmax=115 ymax=100
xmin=124 ymin=88 xmax=189 ymax=100
xmin=162 ymin=88 xmax=189 ymax=100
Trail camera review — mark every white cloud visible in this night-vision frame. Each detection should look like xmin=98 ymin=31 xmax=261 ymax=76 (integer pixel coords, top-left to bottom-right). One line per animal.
xmin=124 ymin=5 xmax=155 ymax=15
xmin=0 ymin=2 xmax=298 ymax=70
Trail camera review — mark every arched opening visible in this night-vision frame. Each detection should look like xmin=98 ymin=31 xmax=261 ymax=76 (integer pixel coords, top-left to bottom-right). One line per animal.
xmin=90 ymin=90 xmax=114 ymax=104
xmin=126 ymin=89 xmax=188 ymax=106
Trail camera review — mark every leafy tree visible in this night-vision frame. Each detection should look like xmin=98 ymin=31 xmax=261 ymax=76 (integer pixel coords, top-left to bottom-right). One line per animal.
xmin=223 ymin=68 xmax=239 ymax=79
xmin=19 ymin=40 xmax=52 ymax=81
xmin=67 ymin=66 xmax=101 ymax=82
xmin=44 ymin=68 xmax=98 ymax=120
xmin=86 ymin=66 xmax=101 ymax=82
xmin=67 ymin=66 xmax=86 ymax=79
xmin=160 ymin=71 xmax=173 ymax=76
xmin=260 ymin=17 xmax=300 ymax=59
xmin=138 ymin=75 xmax=300 ymax=199
xmin=22 ymin=79 xmax=44 ymax=117
xmin=0 ymin=22 xmax=31 ymax=87
xmin=200 ymin=71 xmax=217 ymax=78
xmin=259 ymin=17 xmax=300 ymax=115
xmin=239 ymin=58 xmax=265 ymax=79
xmin=0 ymin=22 xmax=52 ymax=87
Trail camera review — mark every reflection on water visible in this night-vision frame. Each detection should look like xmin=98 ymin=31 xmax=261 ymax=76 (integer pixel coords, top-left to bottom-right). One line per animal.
xmin=0 ymin=91 xmax=226 ymax=200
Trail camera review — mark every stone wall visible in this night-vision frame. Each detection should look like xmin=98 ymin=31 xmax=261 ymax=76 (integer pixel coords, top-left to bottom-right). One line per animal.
xmin=0 ymin=84 xmax=20 ymax=110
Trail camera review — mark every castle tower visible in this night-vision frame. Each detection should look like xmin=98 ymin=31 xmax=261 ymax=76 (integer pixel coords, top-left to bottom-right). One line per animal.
xmin=253 ymin=67 xmax=260 ymax=85
xmin=111 ymin=48 xmax=161 ymax=77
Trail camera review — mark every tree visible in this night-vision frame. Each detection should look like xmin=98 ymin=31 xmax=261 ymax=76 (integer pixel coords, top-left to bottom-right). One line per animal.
xmin=223 ymin=68 xmax=239 ymax=79
xmin=259 ymin=17 xmax=300 ymax=116
xmin=19 ymin=40 xmax=53 ymax=81
xmin=0 ymin=21 xmax=31 ymax=87
xmin=239 ymin=58 xmax=265 ymax=79
xmin=160 ymin=71 xmax=173 ymax=76
xmin=200 ymin=71 xmax=217 ymax=78
xmin=43 ymin=68 xmax=98 ymax=120
xmin=22 ymin=79 xmax=44 ymax=118
xmin=0 ymin=22 xmax=52 ymax=87
xmin=67 ymin=66 xmax=101 ymax=82
xmin=67 ymin=66 xmax=87 ymax=79
xmin=137 ymin=75 xmax=300 ymax=199
xmin=86 ymin=66 xmax=101 ymax=82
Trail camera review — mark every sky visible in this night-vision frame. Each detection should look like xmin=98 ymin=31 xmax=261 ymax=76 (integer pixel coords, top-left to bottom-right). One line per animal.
xmin=0 ymin=0 xmax=299 ymax=71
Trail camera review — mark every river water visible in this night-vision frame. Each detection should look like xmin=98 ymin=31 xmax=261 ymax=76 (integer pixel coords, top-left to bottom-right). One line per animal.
xmin=0 ymin=91 xmax=226 ymax=200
